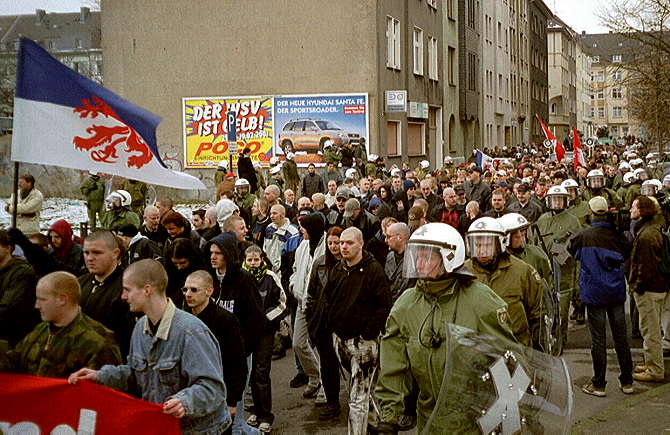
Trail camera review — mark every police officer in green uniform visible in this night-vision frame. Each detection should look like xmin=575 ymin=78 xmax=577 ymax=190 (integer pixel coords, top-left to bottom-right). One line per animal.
xmin=625 ymin=167 xmax=647 ymax=209
xmin=464 ymin=217 xmax=544 ymax=349
xmin=376 ymin=223 xmax=519 ymax=433
xmin=611 ymin=162 xmax=631 ymax=192
xmin=562 ymin=178 xmax=590 ymax=227
xmin=234 ymin=178 xmax=256 ymax=225
xmin=618 ymin=172 xmax=636 ymax=208
xmin=120 ymin=178 xmax=148 ymax=216
xmin=80 ymin=171 xmax=105 ymax=230
xmin=530 ymin=185 xmax=582 ymax=348
xmin=282 ymin=152 xmax=300 ymax=193
xmin=581 ymin=169 xmax=622 ymax=209
xmin=99 ymin=190 xmax=141 ymax=230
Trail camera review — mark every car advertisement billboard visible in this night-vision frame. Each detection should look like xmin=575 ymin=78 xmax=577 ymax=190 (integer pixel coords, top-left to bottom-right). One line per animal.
xmin=182 ymin=96 xmax=274 ymax=168
xmin=273 ymin=93 xmax=369 ymax=166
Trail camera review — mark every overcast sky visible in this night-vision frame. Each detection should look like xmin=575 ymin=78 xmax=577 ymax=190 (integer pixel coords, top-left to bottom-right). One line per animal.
xmin=1 ymin=0 xmax=611 ymax=34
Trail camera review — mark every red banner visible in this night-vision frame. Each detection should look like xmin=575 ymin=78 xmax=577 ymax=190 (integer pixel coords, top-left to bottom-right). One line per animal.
xmin=0 ymin=374 xmax=180 ymax=434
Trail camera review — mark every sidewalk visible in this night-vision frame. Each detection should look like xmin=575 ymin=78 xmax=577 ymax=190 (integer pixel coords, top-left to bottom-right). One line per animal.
xmin=571 ymin=381 xmax=670 ymax=434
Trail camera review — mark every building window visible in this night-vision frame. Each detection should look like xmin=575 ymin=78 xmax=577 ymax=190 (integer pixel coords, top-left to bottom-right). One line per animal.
xmin=447 ymin=0 xmax=455 ymax=19
xmin=413 ymin=27 xmax=424 ymax=76
xmin=613 ymin=70 xmax=623 ymax=81
xmin=597 ymin=71 xmax=605 ymax=82
xmin=590 ymin=108 xmax=595 ymax=118
xmin=427 ymin=0 xmax=437 ymax=9
xmin=75 ymin=38 xmax=83 ymax=49
xmin=612 ymin=54 xmax=622 ymax=63
xmin=387 ymin=121 xmax=400 ymax=155
xmin=448 ymin=46 xmax=456 ymax=86
xmin=428 ymin=37 xmax=438 ymax=81
xmin=611 ymin=125 xmax=619 ymax=136
xmin=408 ymin=122 xmax=425 ymax=155
xmin=597 ymin=91 xmax=604 ymax=100
xmin=386 ymin=16 xmax=401 ymax=70
xmin=550 ymin=103 xmax=556 ymax=114
xmin=467 ymin=0 xmax=476 ymax=29
xmin=467 ymin=52 xmax=477 ymax=91
xmin=598 ymin=107 xmax=605 ymax=118
xmin=613 ymin=106 xmax=623 ymax=118
xmin=612 ymin=87 xmax=623 ymax=99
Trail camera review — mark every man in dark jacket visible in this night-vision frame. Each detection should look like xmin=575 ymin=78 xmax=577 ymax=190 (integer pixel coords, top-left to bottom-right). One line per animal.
xmin=77 ymin=230 xmax=134 ymax=358
xmin=301 ymin=163 xmax=326 ymax=198
xmin=182 ymin=270 xmax=248 ymax=422
xmin=568 ymin=197 xmax=634 ymax=396
xmin=0 ymin=229 xmax=39 ymax=346
xmin=319 ymin=227 xmax=391 ymax=428
xmin=463 ymin=166 xmax=492 ymax=213
xmin=205 ymin=232 xmax=265 ymax=356
xmin=238 ymin=147 xmax=258 ymax=193
xmin=342 ymin=198 xmax=380 ymax=243
xmin=628 ymin=195 xmax=669 ymax=383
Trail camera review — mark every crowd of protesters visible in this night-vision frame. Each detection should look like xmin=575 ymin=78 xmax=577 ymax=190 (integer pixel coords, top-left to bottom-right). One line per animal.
xmin=2 ymin=137 xmax=670 ymax=433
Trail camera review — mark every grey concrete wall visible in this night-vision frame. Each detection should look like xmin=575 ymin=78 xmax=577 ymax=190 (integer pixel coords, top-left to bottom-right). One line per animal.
xmin=102 ymin=0 xmax=379 ymax=200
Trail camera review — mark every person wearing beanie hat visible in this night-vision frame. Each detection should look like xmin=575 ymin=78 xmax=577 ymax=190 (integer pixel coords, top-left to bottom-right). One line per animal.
xmin=290 ymin=212 xmax=328 ymax=402
xmin=403 ymin=179 xmax=416 ymax=193
xmin=48 ymin=219 xmax=84 ymax=274
xmin=343 ymin=198 xmax=380 ymax=242
xmin=115 ymin=223 xmax=160 ymax=267
xmin=568 ymin=195 xmax=634 ymax=396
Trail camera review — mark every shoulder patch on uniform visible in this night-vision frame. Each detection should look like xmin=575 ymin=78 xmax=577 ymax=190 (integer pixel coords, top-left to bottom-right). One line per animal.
xmin=497 ymin=307 xmax=510 ymax=327
xmin=532 ymin=269 xmax=542 ymax=282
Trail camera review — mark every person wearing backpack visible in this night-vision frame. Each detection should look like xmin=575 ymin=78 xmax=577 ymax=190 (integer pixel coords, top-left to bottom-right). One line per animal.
xmin=629 ymin=195 xmax=669 ymax=383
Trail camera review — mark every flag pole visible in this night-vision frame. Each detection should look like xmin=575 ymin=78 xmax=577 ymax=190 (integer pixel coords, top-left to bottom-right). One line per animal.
xmin=10 ymin=162 xmax=19 ymax=228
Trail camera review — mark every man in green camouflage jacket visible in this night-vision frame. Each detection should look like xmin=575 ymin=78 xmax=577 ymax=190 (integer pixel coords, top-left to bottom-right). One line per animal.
xmin=0 ymin=271 xmax=122 ymax=378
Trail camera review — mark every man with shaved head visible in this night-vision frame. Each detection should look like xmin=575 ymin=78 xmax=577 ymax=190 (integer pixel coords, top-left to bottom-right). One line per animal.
xmin=69 ymin=259 xmax=232 ymax=434
xmin=384 ymin=222 xmax=415 ymax=301
xmin=263 ymin=185 xmax=281 ymax=208
xmin=263 ymin=204 xmax=299 ymax=275
xmin=316 ymin=227 xmax=391 ymax=429
xmin=140 ymin=204 xmax=168 ymax=247
xmin=1 ymin=271 xmax=121 ymax=378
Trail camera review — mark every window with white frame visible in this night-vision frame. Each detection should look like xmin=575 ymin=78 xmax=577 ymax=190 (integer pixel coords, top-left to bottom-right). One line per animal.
xmin=612 ymin=87 xmax=623 ymax=99
xmin=413 ymin=27 xmax=424 ymax=75
xmin=612 ymin=54 xmax=622 ymax=63
xmin=598 ymin=107 xmax=605 ymax=118
xmin=613 ymin=106 xmax=623 ymax=118
xmin=428 ymin=36 xmax=438 ymax=80
xmin=613 ymin=70 xmax=623 ymax=81
xmin=597 ymin=91 xmax=604 ymax=100
xmin=597 ymin=71 xmax=604 ymax=82
xmin=386 ymin=16 xmax=401 ymax=69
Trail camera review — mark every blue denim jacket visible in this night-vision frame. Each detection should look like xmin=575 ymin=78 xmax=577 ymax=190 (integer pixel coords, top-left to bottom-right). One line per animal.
xmin=98 ymin=299 xmax=231 ymax=434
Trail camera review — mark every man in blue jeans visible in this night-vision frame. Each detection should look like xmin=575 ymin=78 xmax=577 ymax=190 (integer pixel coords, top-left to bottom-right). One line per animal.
xmin=568 ymin=196 xmax=634 ymax=397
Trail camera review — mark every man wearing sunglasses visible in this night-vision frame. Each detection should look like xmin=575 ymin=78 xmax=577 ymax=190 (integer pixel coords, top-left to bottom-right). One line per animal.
xmin=182 ymin=270 xmax=248 ymax=430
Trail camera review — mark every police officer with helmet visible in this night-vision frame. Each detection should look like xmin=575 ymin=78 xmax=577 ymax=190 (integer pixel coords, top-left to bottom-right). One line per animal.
xmin=376 ymin=223 xmax=518 ymax=433
xmin=464 ymin=217 xmax=544 ymax=349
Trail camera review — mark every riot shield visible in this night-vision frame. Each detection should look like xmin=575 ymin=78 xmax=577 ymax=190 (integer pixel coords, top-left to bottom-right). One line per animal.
xmin=422 ymin=323 xmax=573 ymax=435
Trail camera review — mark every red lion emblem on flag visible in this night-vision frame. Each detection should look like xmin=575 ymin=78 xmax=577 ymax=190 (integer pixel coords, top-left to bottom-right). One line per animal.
xmin=72 ymin=96 xmax=153 ymax=169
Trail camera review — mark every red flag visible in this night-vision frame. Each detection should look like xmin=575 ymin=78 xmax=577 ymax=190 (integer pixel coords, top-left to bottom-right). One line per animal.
xmin=535 ymin=114 xmax=565 ymax=162
xmin=572 ymin=127 xmax=586 ymax=172
xmin=0 ymin=374 xmax=180 ymax=434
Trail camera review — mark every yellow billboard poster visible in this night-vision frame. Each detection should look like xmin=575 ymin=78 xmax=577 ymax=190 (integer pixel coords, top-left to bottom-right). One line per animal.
xmin=182 ymin=96 xmax=273 ymax=168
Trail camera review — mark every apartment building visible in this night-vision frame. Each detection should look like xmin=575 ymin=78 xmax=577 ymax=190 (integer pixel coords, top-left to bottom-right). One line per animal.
xmin=443 ymin=0 xmax=462 ymax=158
xmin=528 ymin=0 xmax=552 ymax=144
xmin=576 ymin=37 xmax=594 ymax=138
xmin=581 ymin=33 xmax=639 ymax=139
xmin=0 ymin=7 xmax=101 ymax=117
xmin=547 ymin=17 xmax=577 ymax=141
xmin=457 ymin=0 xmax=482 ymax=156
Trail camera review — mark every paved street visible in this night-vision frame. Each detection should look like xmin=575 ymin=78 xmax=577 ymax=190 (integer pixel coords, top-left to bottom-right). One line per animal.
xmin=267 ymin=317 xmax=669 ymax=433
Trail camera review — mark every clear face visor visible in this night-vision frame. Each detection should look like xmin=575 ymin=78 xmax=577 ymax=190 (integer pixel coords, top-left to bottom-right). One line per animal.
xmin=105 ymin=194 xmax=121 ymax=211
xmin=236 ymin=185 xmax=249 ymax=194
xmin=546 ymin=194 xmax=568 ymax=211
xmin=638 ymin=171 xmax=649 ymax=181
xmin=402 ymin=243 xmax=448 ymax=280
xmin=641 ymin=184 xmax=658 ymax=196
xmin=586 ymin=175 xmax=605 ymax=189
xmin=466 ymin=234 xmax=501 ymax=259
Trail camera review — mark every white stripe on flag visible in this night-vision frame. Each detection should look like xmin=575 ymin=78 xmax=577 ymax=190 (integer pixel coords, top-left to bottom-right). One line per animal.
xmin=11 ymin=98 xmax=204 ymax=190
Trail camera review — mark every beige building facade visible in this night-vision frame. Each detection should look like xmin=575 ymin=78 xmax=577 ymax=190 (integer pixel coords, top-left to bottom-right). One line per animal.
xmin=547 ymin=18 xmax=577 ymax=141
